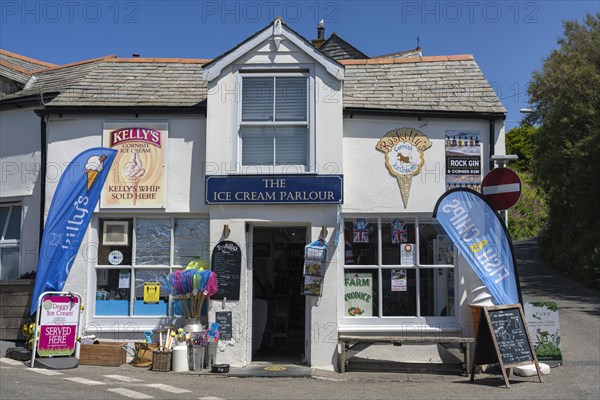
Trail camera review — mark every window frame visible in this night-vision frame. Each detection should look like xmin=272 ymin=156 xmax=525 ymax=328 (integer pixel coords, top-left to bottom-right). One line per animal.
xmin=340 ymin=215 xmax=458 ymax=328
xmin=236 ymin=66 xmax=315 ymax=174
xmin=93 ymin=216 xmax=209 ymax=318
xmin=0 ymin=202 xmax=22 ymax=280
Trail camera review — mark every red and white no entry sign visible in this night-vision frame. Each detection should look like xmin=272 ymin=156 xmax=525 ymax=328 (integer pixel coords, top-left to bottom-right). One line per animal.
xmin=481 ymin=167 xmax=522 ymax=210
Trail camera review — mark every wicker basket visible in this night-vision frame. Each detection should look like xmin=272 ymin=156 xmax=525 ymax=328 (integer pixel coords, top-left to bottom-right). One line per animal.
xmin=151 ymin=349 xmax=172 ymax=372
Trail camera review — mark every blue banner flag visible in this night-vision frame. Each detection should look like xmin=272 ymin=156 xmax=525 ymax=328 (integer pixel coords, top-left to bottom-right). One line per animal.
xmin=432 ymin=188 xmax=520 ymax=305
xmin=30 ymin=148 xmax=117 ymax=315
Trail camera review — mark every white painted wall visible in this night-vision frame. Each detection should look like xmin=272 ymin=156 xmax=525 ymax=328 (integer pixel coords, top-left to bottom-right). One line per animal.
xmin=203 ymin=35 xmax=344 ymax=369
xmin=205 ymin=37 xmax=343 ymax=175
xmin=45 ymin=114 xmax=207 ymax=215
xmin=343 ymin=115 xmax=504 ymax=213
xmin=0 ymin=107 xmax=42 ymax=275
xmin=341 ymin=114 xmax=506 ymax=338
xmin=43 ymin=113 xmax=207 ymax=333
xmin=208 ymin=204 xmax=339 ymax=369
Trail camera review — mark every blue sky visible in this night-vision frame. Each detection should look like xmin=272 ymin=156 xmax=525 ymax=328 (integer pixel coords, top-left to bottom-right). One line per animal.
xmin=1 ymin=0 xmax=598 ymax=129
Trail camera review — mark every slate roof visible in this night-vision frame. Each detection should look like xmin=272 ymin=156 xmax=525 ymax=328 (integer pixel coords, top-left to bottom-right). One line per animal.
xmin=341 ymin=55 xmax=506 ymax=114
xmin=0 ymin=49 xmax=57 ymax=85
xmin=0 ymin=57 xmax=209 ymax=108
xmin=0 ymin=62 xmax=30 ymax=84
xmin=47 ymin=59 xmax=208 ymax=107
xmin=319 ymin=33 xmax=369 ymax=60
xmin=372 ymin=48 xmax=422 ymax=59
xmin=0 ymin=49 xmax=56 ymax=71
xmin=0 ymin=56 xmax=115 ymax=100
xmin=1 ymin=51 xmax=505 ymax=114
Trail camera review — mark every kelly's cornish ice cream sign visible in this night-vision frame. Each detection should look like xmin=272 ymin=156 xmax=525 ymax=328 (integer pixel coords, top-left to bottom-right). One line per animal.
xmin=376 ymin=128 xmax=432 ymax=208
xmin=101 ymin=123 xmax=167 ymax=208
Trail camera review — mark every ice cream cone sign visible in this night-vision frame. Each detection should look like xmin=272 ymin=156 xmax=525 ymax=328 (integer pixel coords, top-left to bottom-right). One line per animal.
xmin=376 ymin=128 xmax=432 ymax=208
xmin=84 ymin=155 xmax=107 ymax=191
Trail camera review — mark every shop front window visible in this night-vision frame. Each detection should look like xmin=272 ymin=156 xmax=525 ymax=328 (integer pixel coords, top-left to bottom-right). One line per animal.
xmin=95 ymin=217 xmax=209 ymax=317
xmin=0 ymin=203 xmax=22 ymax=280
xmin=344 ymin=219 xmax=378 ymax=265
xmin=343 ymin=217 xmax=455 ymax=319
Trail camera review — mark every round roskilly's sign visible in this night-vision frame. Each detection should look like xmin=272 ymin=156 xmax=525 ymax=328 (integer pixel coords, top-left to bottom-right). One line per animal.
xmin=481 ymin=167 xmax=522 ymax=211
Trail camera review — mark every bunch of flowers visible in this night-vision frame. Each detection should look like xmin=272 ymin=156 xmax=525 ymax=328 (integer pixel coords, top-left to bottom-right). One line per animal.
xmin=189 ymin=331 xmax=209 ymax=348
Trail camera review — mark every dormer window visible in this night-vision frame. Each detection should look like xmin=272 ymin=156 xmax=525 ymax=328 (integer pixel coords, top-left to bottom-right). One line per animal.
xmin=240 ymin=73 xmax=309 ymax=169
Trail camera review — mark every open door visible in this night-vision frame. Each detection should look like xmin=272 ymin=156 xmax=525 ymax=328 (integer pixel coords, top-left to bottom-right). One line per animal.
xmin=251 ymin=227 xmax=306 ymax=363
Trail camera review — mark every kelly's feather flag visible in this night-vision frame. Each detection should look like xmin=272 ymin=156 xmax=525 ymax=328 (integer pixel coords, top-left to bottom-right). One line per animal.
xmin=30 ymin=148 xmax=117 ymax=315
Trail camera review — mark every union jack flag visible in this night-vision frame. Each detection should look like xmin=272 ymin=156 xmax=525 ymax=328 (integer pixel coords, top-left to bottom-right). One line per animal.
xmin=353 ymin=219 xmax=369 ymax=243
xmin=391 ymin=219 xmax=407 ymax=244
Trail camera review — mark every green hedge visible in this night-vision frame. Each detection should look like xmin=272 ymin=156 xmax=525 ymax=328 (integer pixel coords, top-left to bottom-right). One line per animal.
xmin=507 ymin=172 xmax=546 ymax=240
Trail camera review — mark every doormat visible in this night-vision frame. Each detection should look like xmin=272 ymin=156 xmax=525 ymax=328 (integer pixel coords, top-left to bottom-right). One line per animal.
xmin=226 ymin=363 xmax=311 ymax=378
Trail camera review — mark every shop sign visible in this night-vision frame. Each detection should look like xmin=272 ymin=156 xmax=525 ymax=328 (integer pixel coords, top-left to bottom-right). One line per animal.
xmin=30 ymin=148 xmax=117 ymax=315
xmin=376 ymin=128 xmax=432 ymax=209
xmin=211 ymin=241 xmax=242 ymax=300
xmin=433 ymin=189 xmax=519 ymax=305
xmin=524 ymin=301 xmax=563 ymax=363
xmin=205 ymin=175 xmax=343 ymax=204
xmin=101 ymin=123 xmax=168 ymax=208
xmin=344 ymin=273 xmax=373 ymax=316
xmin=37 ymin=294 xmax=80 ymax=357
xmin=445 ymin=130 xmax=482 ymax=190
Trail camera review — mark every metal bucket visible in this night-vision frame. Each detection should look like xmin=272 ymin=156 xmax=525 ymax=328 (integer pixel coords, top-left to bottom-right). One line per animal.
xmin=205 ymin=342 xmax=218 ymax=369
xmin=188 ymin=346 xmax=205 ymax=371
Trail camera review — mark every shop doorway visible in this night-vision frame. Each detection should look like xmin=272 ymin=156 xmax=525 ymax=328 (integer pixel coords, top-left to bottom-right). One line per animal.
xmin=252 ymin=227 xmax=306 ymax=363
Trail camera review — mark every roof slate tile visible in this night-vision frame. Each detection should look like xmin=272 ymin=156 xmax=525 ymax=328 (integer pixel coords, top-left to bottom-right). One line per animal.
xmin=1 ymin=51 xmax=504 ymax=114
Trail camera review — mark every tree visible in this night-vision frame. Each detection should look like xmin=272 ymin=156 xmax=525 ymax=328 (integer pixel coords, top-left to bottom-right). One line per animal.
xmin=527 ymin=13 xmax=600 ymax=287
xmin=505 ymin=124 xmax=538 ymax=173
xmin=505 ymin=125 xmax=546 ymax=239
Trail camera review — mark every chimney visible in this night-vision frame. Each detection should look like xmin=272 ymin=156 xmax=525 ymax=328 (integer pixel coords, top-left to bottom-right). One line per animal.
xmin=312 ymin=20 xmax=325 ymax=48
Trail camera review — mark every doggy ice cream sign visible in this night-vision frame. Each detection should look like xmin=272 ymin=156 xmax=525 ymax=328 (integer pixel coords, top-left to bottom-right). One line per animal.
xmin=376 ymin=128 xmax=432 ymax=208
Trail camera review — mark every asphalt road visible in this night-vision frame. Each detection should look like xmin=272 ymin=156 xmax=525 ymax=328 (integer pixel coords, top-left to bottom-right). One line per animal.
xmin=1 ymin=238 xmax=598 ymax=400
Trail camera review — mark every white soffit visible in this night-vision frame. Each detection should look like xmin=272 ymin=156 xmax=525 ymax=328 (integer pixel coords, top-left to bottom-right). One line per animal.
xmin=201 ymin=19 xmax=344 ymax=81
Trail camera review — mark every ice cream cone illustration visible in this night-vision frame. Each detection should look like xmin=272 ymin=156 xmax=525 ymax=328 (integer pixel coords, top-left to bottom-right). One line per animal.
xmin=84 ymin=155 xmax=107 ymax=191
xmin=396 ymin=175 xmax=412 ymax=208
xmin=124 ymin=152 xmax=146 ymax=206
xmin=376 ymin=128 xmax=432 ymax=208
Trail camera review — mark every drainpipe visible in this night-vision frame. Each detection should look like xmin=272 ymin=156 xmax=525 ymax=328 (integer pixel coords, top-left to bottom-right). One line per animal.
xmin=38 ymin=114 xmax=47 ymax=247
xmin=488 ymin=119 xmax=495 ymax=171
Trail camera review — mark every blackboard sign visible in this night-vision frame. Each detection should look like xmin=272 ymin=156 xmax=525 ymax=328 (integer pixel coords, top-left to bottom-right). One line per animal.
xmin=211 ymin=241 xmax=241 ymax=301
xmin=470 ymin=304 xmax=542 ymax=388
xmin=216 ymin=311 xmax=233 ymax=341
xmin=488 ymin=307 xmax=532 ymax=365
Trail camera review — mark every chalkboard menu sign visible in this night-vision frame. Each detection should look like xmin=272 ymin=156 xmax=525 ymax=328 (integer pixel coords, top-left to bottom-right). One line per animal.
xmin=216 ymin=311 xmax=233 ymax=341
xmin=470 ymin=304 xmax=543 ymax=388
xmin=211 ymin=241 xmax=241 ymax=301
xmin=488 ymin=307 xmax=532 ymax=365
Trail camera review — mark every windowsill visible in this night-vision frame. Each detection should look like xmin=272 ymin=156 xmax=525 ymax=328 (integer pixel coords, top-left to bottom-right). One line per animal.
xmin=0 ymin=279 xmax=35 ymax=285
xmin=338 ymin=321 xmax=462 ymax=334
xmin=234 ymin=167 xmax=312 ymax=175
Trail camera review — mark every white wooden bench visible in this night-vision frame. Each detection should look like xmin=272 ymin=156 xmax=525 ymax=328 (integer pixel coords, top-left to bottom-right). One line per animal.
xmin=338 ymin=334 xmax=475 ymax=374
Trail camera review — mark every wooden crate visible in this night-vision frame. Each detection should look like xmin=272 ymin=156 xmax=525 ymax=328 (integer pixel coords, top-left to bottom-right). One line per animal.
xmin=79 ymin=342 xmax=126 ymax=367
